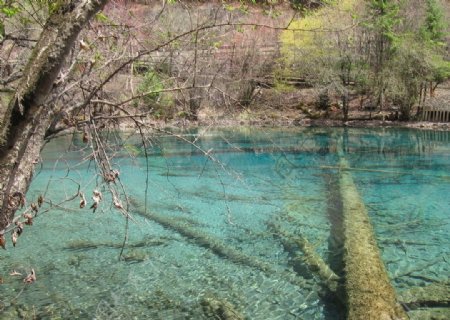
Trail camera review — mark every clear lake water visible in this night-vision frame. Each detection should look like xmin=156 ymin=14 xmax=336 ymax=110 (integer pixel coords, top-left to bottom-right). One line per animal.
xmin=1 ymin=127 xmax=449 ymax=319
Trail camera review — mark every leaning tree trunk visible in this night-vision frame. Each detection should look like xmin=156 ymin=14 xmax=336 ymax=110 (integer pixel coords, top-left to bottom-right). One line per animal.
xmin=0 ymin=0 xmax=108 ymax=239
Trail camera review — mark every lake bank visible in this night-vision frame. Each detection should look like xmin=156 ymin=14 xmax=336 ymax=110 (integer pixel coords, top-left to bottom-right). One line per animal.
xmin=112 ymin=112 xmax=450 ymax=132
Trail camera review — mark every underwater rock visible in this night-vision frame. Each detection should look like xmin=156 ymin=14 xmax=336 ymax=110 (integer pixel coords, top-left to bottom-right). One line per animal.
xmin=200 ymin=295 xmax=245 ymax=320
xmin=65 ymin=240 xmax=99 ymax=250
xmin=67 ymin=254 xmax=87 ymax=267
xmin=121 ymin=249 xmax=150 ymax=263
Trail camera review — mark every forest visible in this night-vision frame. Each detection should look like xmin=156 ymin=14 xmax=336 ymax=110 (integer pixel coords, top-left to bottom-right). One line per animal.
xmin=0 ymin=1 xmax=449 ymax=319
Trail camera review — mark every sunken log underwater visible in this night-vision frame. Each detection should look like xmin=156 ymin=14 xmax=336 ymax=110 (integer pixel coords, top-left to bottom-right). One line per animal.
xmin=269 ymin=140 xmax=410 ymax=318
xmin=127 ymin=142 xmax=447 ymax=319
xmin=338 ymin=145 xmax=408 ymax=319
xmin=129 ymin=198 xmax=314 ymax=290
xmin=268 ymin=221 xmax=340 ymax=294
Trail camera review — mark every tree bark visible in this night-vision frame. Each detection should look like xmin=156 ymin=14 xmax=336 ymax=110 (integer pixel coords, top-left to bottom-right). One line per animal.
xmin=0 ymin=0 xmax=108 ymax=237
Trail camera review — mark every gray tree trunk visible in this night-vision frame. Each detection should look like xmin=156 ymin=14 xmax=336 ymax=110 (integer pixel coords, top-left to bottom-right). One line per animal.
xmin=0 ymin=0 xmax=108 ymax=237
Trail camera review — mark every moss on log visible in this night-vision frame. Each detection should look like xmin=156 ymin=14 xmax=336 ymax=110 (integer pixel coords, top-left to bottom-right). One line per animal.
xmin=294 ymin=234 xmax=339 ymax=292
xmin=135 ymin=208 xmax=309 ymax=287
xmin=398 ymin=283 xmax=450 ymax=308
xmin=268 ymin=222 xmax=339 ymax=293
xmin=407 ymin=308 xmax=450 ymax=320
xmin=339 ymin=156 xmax=408 ymax=319
xmin=135 ymin=208 xmax=273 ymax=272
xmin=0 ymin=0 xmax=109 ymax=232
xmin=64 ymin=237 xmax=168 ymax=251
xmin=130 ymin=201 xmax=310 ymax=289
xmin=200 ymin=295 xmax=245 ymax=320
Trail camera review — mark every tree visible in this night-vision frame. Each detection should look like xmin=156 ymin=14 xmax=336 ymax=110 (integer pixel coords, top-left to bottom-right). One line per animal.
xmin=279 ymin=0 xmax=448 ymax=120
xmin=420 ymin=0 xmax=449 ymax=99
xmin=279 ymin=0 xmax=368 ymax=121
xmin=383 ymin=0 xmax=449 ymax=119
xmin=0 ymin=0 xmax=109 ymax=239
xmin=421 ymin=0 xmax=446 ymax=43
xmin=364 ymin=0 xmax=400 ymax=110
xmin=0 ymin=0 xmax=297 ymax=247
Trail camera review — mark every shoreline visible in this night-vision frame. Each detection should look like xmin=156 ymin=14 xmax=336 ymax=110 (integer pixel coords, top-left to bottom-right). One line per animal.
xmin=115 ymin=117 xmax=450 ymax=132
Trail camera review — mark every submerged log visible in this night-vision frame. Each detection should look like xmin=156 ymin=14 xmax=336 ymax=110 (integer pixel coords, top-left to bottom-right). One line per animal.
xmin=407 ymin=308 xmax=450 ymax=320
xmin=200 ymin=295 xmax=245 ymax=320
xmin=294 ymin=235 xmax=340 ymax=292
xmin=135 ymin=208 xmax=273 ymax=272
xmin=398 ymin=283 xmax=450 ymax=308
xmin=339 ymin=156 xmax=408 ymax=319
xmin=64 ymin=237 xmax=169 ymax=251
xmin=130 ymin=200 xmax=310 ymax=289
xmin=269 ymin=222 xmax=339 ymax=293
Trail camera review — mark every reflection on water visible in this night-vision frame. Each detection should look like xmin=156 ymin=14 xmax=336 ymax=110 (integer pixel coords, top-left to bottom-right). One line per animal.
xmin=1 ymin=127 xmax=449 ymax=319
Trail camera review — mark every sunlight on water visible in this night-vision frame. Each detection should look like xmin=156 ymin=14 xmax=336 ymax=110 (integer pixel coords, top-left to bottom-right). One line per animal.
xmin=1 ymin=127 xmax=449 ymax=319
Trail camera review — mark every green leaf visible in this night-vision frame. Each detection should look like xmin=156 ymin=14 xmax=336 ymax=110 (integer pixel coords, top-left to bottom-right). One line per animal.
xmin=212 ymin=41 xmax=222 ymax=49
xmin=95 ymin=12 xmax=110 ymax=23
xmin=1 ymin=6 xmax=20 ymax=17
xmin=224 ymin=4 xmax=235 ymax=11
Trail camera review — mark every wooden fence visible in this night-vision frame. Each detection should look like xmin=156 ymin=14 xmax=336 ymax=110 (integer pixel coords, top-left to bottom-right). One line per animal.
xmin=422 ymin=106 xmax=450 ymax=122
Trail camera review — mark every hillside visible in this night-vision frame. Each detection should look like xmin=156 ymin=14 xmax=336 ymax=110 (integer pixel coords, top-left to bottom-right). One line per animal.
xmin=1 ymin=0 xmax=449 ymax=129
xmin=93 ymin=0 xmax=450 ymax=126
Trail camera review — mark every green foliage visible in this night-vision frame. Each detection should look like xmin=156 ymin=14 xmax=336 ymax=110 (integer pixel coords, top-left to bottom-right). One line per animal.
xmin=138 ymin=70 xmax=164 ymax=105
xmin=383 ymin=30 xmax=450 ymax=119
xmin=365 ymin=0 xmax=401 ymax=46
xmin=421 ymin=0 xmax=447 ymax=43
xmin=418 ymin=0 xmax=450 ymax=85
xmin=136 ymin=68 xmax=175 ymax=120
xmin=279 ymin=0 xmax=361 ymax=82
xmin=0 ymin=0 xmax=20 ymax=41
xmin=429 ymin=54 xmax=450 ymax=83
xmin=47 ymin=0 xmax=63 ymax=14
xmin=1 ymin=5 xmax=19 ymax=17
xmin=279 ymin=0 xmax=449 ymax=121
xmin=0 ymin=1 xmax=20 ymax=17
xmin=289 ymin=0 xmax=330 ymax=11
xmin=95 ymin=12 xmax=110 ymax=24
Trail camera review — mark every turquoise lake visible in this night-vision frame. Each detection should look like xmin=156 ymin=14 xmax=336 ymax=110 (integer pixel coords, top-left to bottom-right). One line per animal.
xmin=1 ymin=127 xmax=449 ymax=319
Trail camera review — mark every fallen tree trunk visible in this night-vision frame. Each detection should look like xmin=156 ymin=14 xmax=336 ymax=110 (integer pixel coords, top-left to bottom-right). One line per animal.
xmin=200 ymin=295 xmax=245 ymax=320
xmin=268 ymin=221 xmax=339 ymax=293
xmin=130 ymin=199 xmax=311 ymax=289
xmin=134 ymin=207 xmax=273 ymax=272
xmin=398 ymin=283 xmax=450 ymax=308
xmin=407 ymin=308 xmax=450 ymax=320
xmin=338 ymin=154 xmax=408 ymax=319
